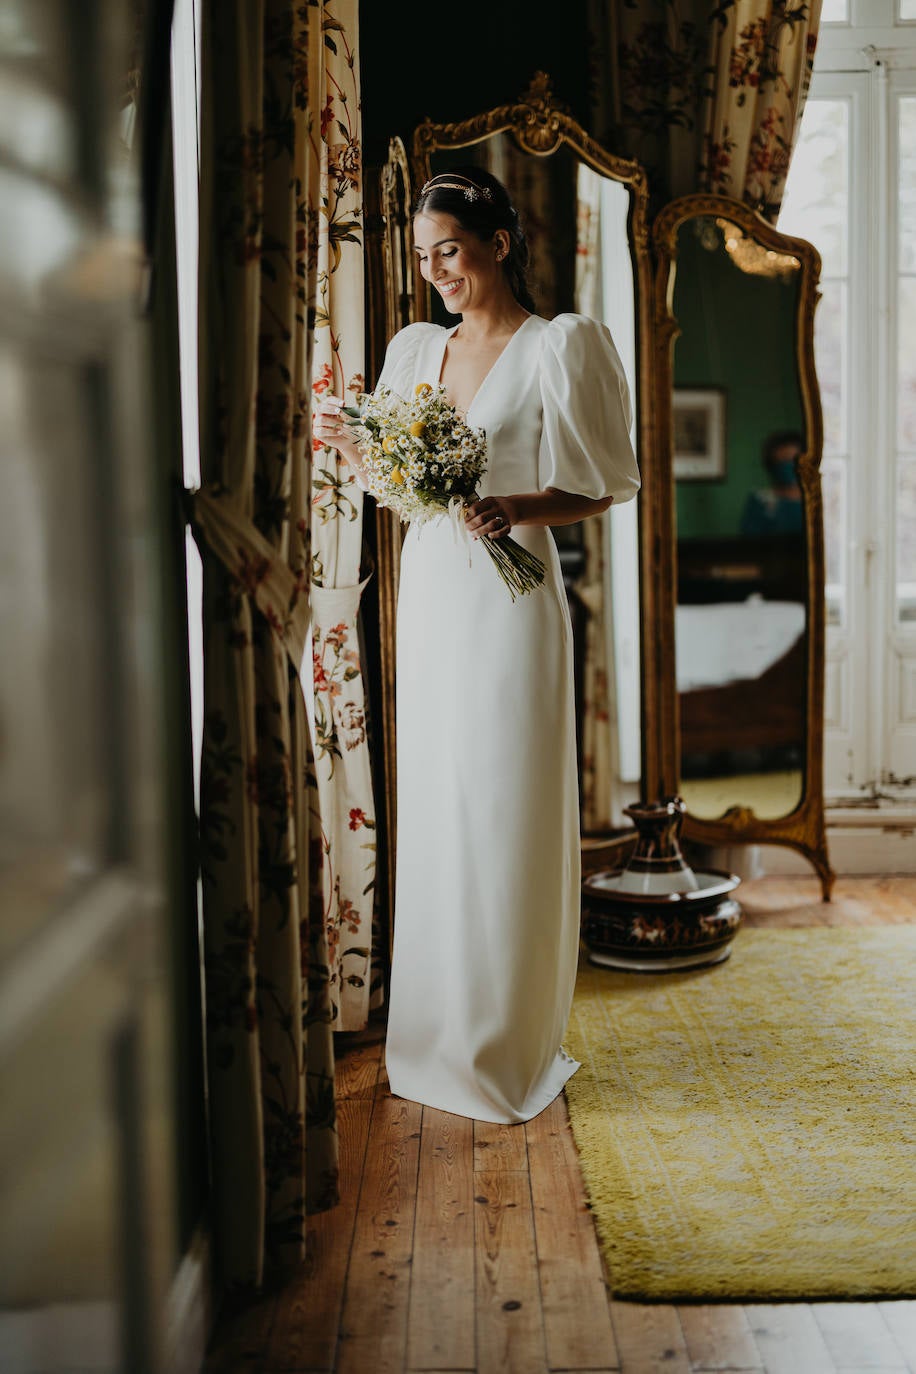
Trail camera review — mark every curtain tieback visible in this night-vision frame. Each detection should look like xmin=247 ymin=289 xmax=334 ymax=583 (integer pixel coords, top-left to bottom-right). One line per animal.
xmin=184 ymin=483 xmax=311 ymax=672
xmin=309 ymin=576 xmax=371 ymax=629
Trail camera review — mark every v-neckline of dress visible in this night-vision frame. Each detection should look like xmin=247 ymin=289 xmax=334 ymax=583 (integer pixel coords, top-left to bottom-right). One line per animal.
xmin=435 ymin=314 xmax=537 ymax=420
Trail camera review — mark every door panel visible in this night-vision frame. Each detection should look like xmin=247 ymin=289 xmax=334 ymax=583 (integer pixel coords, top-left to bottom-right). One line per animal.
xmin=0 ymin=3 xmax=184 ymax=1369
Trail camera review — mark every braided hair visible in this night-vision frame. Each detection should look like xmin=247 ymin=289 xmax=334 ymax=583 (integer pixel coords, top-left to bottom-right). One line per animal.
xmin=414 ymin=166 xmax=537 ymax=314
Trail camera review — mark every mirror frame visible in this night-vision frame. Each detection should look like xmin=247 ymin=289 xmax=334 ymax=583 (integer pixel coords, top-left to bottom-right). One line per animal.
xmin=650 ymin=192 xmax=835 ymax=898
xmin=366 ymin=136 xmax=414 ymax=942
xmin=368 ymin=74 xmax=661 ymax=950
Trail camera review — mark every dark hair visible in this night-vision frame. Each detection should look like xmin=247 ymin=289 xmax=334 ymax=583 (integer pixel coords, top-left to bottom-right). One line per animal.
xmin=414 ymin=165 xmax=537 ymax=314
xmin=763 ymin=430 xmax=804 ymax=472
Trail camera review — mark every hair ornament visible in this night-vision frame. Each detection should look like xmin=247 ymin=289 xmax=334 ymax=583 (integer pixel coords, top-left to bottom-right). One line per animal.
xmin=420 ymin=173 xmax=494 ymax=204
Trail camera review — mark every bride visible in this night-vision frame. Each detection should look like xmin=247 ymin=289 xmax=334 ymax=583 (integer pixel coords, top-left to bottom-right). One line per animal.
xmin=314 ymin=166 xmax=639 ymax=1123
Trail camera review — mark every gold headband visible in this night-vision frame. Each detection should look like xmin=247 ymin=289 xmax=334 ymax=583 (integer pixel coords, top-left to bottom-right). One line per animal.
xmin=420 ymin=174 xmax=494 ymax=204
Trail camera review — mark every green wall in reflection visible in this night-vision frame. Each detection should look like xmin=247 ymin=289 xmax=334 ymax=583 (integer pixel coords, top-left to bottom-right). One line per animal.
xmin=673 ymin=227 xmax=804 ymax=541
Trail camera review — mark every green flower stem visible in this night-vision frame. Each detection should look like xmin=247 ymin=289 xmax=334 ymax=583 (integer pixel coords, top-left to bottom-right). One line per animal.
xmin=479 ymin=534 xmax=547 ymax=602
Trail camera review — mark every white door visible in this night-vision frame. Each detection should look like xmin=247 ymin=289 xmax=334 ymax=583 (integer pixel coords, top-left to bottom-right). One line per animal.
xmin=780 ymin=30 xmax=916 ymax=800
xmin=0 ymin=4 xmax=183 ymax=1369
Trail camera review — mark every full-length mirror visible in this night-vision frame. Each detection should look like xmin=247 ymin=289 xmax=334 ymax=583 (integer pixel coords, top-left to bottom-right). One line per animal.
xmin=369 ymin=76 xmax=657 ymax=925
xmin=672 ymin=215 xmax=806 ymax=822
xmin=652 ymin=194 xmax=834 ymax=897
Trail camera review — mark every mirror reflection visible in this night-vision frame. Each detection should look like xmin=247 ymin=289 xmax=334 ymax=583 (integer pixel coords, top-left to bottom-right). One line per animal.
xmin=672 ymin=216 xmax=806 ymax=821
xmin=425 ymin=136 xmax=643 ymax=830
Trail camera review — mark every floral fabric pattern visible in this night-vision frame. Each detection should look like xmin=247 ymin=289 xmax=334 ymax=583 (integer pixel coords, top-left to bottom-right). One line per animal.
xmin=306 ymin=0 xmax=381 ymax=1031
xmin=195 ymin=0 xmax=354 ymax=1289
xmin=699 ymin=0 xmax=821 ymax=219
xmin=586 ymin=0 xmax=822 ymax=220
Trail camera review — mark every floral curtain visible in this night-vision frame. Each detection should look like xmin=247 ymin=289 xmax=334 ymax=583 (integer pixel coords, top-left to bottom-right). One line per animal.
xmin=194 ymin=0 xmax=345 ymax=1289
xmin=699 ymin=0 xmax=821 ymax=218
xmin=587 ymin=0 xmax=822 ymax=220
xmin=306 ymin=0 xmax=381 ymax=1032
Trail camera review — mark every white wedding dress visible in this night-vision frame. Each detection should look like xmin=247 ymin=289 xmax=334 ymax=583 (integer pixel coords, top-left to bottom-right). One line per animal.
xmin=379 ymin=313 xmax=640 ymax=1123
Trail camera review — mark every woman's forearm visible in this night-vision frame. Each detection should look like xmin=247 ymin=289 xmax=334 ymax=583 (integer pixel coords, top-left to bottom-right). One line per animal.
xmin=506 ymin=487 xmax=613 ymax=527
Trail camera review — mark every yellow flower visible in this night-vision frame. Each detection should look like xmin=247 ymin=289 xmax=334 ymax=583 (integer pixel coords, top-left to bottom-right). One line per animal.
xmin=415 ymin=382 xmax=433 ymax=397
xmin=409 ymin=420 xmax=427 ymax=438
xmin=382 ymin=436 xmax=397 ymax=453
xmin=390 ymin=467 xmax=405 ymax=485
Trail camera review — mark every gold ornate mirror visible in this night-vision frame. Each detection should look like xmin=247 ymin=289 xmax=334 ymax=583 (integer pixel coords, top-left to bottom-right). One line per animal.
xmin=650 ymin=193 xmax=835 ymax=897
xmin=367 ymin=76 xmax=656 ymax=936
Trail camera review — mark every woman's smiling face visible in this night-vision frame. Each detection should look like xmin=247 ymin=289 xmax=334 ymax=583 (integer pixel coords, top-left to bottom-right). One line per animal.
xmin=413 ymin=211 xmax=502 ymax=314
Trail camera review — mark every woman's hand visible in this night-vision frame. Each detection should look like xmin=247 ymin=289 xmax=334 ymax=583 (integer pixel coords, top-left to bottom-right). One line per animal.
xmin=313 ymin=393 xmax=364 ymax=468
xmin=465 ymin=495 xmax=516 ymax=540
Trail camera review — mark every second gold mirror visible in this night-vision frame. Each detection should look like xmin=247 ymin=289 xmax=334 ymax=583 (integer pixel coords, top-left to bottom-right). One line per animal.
xmin=652 ymin=194 xmax=834 ymax=896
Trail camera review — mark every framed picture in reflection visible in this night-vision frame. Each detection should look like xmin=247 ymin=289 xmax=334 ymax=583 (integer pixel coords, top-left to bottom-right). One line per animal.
xmin=673 ymin=388 xmax=727 ymax=481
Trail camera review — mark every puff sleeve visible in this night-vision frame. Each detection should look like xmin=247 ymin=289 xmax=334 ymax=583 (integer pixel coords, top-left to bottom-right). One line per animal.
xmin=538 ymin=313 xmax=640 ymax=504
xmin=376 ymin=321 xmax=440 ymax=399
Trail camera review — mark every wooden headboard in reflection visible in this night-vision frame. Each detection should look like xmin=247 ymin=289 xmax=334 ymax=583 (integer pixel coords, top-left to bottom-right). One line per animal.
xmin=676 ymin=533 xmax=806 ymax=605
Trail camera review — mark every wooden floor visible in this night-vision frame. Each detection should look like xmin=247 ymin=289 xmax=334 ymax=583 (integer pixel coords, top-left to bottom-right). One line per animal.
xmin=204 ymin=876 xmax=916 ymax=1374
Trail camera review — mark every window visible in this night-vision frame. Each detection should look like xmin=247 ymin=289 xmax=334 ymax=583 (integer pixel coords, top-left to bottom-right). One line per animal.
xmin=778 ymin=7 xmax=916 ymax=794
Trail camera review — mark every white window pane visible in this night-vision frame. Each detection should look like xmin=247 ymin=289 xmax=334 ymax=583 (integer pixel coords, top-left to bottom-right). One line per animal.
xmin=900 ymin=0 xmax=916 ymax=20
xmin=780 ymin=100 xmax=850 ymax=277
xmin=898 ymin=460 xmax=916 ymax=623
xmin=899 ymin=279 xmax=916 ymax=449
xmin=823 ymin=459 xmax=847 ymax=627
xmin=817 ymin=281 xmax=847 ymax=455
xmin=900 ymin=100 xmax=916 ymax=274
xmin=821 ymin=0 xmax=849 ymax=20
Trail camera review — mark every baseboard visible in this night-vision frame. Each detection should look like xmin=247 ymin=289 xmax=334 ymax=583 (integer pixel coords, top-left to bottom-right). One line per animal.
xmin=692 ymin=807 xmax=916 ymax=880
xmin=0 ymin=1231 xmax=212 ymax=1374
xmin=164 ymin=1224 xmax=212 ymax=1374
xmin=759 ymin=822 xmax=916 ymax=877
xmin=0 ymin=1301 xmax=118 ymax=1372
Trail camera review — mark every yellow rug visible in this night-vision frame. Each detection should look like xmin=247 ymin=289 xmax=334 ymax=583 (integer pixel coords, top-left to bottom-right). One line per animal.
xmin=564 ymin=928 xmax=916 ymax=1300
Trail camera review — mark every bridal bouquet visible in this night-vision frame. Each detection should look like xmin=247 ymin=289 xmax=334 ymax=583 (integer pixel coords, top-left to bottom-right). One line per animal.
xmin=342 ymin=382 xmax=546 ymax=600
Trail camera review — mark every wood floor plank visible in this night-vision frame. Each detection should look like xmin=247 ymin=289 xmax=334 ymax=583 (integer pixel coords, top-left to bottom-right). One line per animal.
xmin=873 ymin=878 xmax=916 ymax=921
xmin=738 ymin=876 xmax=831 ymax=929
xmin=878 ymin=1302 xmax=916 ymax=1371
xmin=474 ymin=1117 xmax=528 ymax=1173
xmin=406 ymin=1106 xmax=476 ymax=1372
xmin=526 ymin=1094 xmax=618 ymax=1372
xmin=203 ymin=879 xmax=916 ymax=1374
xmin=812 ymin=1303 xmax=908 ymax=1371
xmin=266 ymin=1095 xmax=375 ymax=1370
xmin=204 ymin=1288 xmax=279 ymax=1372
xmin=744 ymin=1303 xmax=836 ymax=1374
xmin=334 ymin=1087 xmax=423 ymax=1374
xmin=608 ymin=1300 xmax=690 ymax=1374
xmin=475 ymin=1167 xmax=549 ymax=1374
xmin=677 ymin=1305 xmax=762 ymax=1370
xmin=335 ymin=1035 xmax=383 ymax=1100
